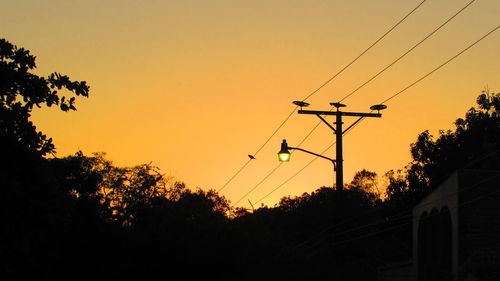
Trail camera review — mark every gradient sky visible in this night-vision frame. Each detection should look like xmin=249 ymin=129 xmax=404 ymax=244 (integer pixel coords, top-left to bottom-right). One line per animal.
xmin=2 ymin=0 xmax=498 ymax=208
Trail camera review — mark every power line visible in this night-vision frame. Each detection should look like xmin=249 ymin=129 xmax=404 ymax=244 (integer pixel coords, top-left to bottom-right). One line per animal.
xmin=301 ymin=0 xmax=428 ymax=102
xmin=252 ymin=107 xmax=298 ymax=157
xmin=289 ymin=172 xmax=500 ymax=259
xmin=229 ymin=1 xmax=478 ymax=202
xmin=218 ymin=0 xmax=428 ymax=193
xmin=272 ymin=152 xmax=500 ymax=265
xmin=217 ymin=158 xmax=253 ymax=193
xmin=250 ymin=105 xmax=371 ymax=205
xmin=338 ymin=0 xmax=476 ymax=102
xmin=330 ymin=173 xmax=500 ymax=247
xmin=338 ymin=25 xmax=499 ymax=141
xmin=286 ymin=150 xmax=500 ymax=254
xmin=232 ymin=163 xmax=283 ymax=207
xmin=232 ymin=120 xmax=325 ymax=206
xmin=217 ymin=106 xmax=296 ymax=193
xmin=380 ymin=24 xmax=500 ymax=105
xmin=251 ymin=25 xmax=499 ymax=207
xmin=330 ymin=172 xmax=498 ymax=244
xmin=254 ymin=141 xmax=336 ymax=205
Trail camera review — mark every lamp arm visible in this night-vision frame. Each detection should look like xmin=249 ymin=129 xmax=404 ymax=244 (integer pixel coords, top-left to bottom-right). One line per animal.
xmin=288 ymin=146 xmax=337 ymax=171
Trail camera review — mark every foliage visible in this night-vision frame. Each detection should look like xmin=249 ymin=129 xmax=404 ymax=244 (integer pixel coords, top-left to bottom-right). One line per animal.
xmin=348 ymin=169 xmax=382 ymax=201
xmin=3 ymin=38 xmax=498 ymax=280
xmin=386 ymin=90 xmax=500 ymax=204
xmin=0 ymin=38 xmax=89 ymax=156
xmin=50 ymin=151 xmax=231 ymax=227
xmin=0 ymin=38 xmax=91 ymax=280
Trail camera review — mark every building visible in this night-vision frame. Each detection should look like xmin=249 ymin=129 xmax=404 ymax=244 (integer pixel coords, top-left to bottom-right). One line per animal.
xmin=380 ymin=169 xmax=500 ymax=281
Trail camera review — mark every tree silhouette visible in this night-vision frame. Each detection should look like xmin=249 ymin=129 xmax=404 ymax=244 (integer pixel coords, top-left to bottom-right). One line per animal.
xmin=0 ymin=38 xmax=89 ymax=158
xmin=386 ymin=90 xmax=500 ymax=205
xmin=348 ymin=169 xmax=382 ymax=201
xmin=2 ymin=37 xmax=498 ymax=281
xmin=0 ymin=38 xmax=91 ymax=280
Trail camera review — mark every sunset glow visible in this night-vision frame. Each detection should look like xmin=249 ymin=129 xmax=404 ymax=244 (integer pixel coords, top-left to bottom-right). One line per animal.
xmin=2 ymin=0 xmax=498 ymax=208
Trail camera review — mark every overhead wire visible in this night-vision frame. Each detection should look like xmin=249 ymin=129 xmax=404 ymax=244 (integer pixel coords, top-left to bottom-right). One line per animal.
xmin=250 ymin=24 xmax=500 ymax=207
xmin=217 ymin=158 xmax=253 ymax=193
xmin=217 ymin=0 xmax=428 ymax=194
xmin=338 ymin=0 xmax=477 ymax=103
xmin=231 ymin=120 xmax=325 ymax=206
xmin=330 ymin=173 xmax=500 ymax=247
xmin=285 ymin=147 xmax=500 ymax=256
xmin=217 ymin=107 xmax=296 ymax=192
xmin=330 ymin=176 xmax=474 ymax=244
xmin=379 ymin=24 xmax=500 ymax=105
xmin=300 ymin=0 xmax=428 ymax=102
xmin=230 ymin=0 xmax=478 ymax=204
xmin=254 ymin=141 xmax=336 ymax=205
xmin=232 ymin=163 xmax=284 ymax=206
xmin=289 ymin=172 xmax=500 ymax=259
xmin=341 ymin=23 xmax=500 ymax=134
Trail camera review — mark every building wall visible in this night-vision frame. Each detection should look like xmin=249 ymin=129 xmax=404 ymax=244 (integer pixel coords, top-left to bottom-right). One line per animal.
xmin=412 ymin=169 xmax=500 ymax=281
xmin=413 ymin=172 xmax=459 ymax=281
xmin=457 ymin=170 xmax=500 ymax=280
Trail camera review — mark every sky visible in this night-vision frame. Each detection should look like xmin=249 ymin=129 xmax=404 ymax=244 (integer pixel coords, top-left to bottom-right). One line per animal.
xmin=1 ymin=0 xmax=499 ymax=208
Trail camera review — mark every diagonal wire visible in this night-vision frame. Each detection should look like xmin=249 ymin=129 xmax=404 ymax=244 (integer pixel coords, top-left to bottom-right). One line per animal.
xmin=232 ymin=163 xmax=284 ymax=207
xmin=254 ymin=141 xmax=336 ymax=205
xmin=252 ymin=106 xmax=298 ymax=157
xmin=330 ymin=173 xmax=500 ymax=247
xmin=251 ymin=25 xmax=500 ymax=207
xmin=232 ymin=119 xmax=326 ymax=206
xmin=301 ymin=0 xmax=428 ymax=102
xmin=338 ymin=0 xmax=476 ymax=102
xmin=294 ymin=145 xmax=500 ymax=254
xmin=218 ymin=106 xmax=297 ymax=193
xmin=288 ymin=170 xmax=500 ymax=258
xmin=229 ymin=1 xmax=475 ymax=201
xmin=218 ymin=0 xmax=428 ymax=193
xmin=380 ymin=24 xmax=500 ymax=105
xmin=217 ymin=158 xmax=253 ymax=192
xmin=338 ymin=25 xmax=499 ymax=137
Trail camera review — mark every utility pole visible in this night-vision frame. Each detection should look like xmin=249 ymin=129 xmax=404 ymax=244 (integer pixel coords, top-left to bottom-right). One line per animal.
xmin=297 ymin=102 xmax=384 ymax=191
xmin=296 ymin=101 xmax=386 ymax=281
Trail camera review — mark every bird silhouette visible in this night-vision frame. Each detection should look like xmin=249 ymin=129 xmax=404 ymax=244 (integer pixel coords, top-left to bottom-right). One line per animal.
xmin=248 ymin=155 xmax=256 ymax=160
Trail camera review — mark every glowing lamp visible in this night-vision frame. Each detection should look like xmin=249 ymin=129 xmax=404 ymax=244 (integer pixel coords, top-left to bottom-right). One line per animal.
xmin=278 ymin=139 xmax=291 ymax=162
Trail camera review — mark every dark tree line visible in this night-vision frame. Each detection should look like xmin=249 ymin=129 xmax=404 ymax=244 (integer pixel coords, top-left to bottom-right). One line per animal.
xmin=1 ymin=38 xmax=499 ymax=281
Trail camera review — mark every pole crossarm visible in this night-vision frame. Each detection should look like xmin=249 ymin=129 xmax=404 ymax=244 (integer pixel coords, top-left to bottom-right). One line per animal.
xmin=288 ymin=146 xmax=337 ymax=171
xmin=298 ymin=109 xmax=381 ymax=118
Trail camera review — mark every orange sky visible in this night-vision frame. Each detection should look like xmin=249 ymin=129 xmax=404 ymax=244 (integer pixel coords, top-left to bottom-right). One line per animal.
xmin=2 ymin=0 xmax=499 ymax=208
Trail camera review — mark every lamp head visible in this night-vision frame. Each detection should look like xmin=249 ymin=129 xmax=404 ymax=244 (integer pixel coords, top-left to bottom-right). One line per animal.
xmin=278 ymin=139 xmax=291 ymax=162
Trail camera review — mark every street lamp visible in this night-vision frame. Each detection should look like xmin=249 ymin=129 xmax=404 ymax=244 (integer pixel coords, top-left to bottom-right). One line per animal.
xmin=278 ymin=139 xmax=291 ymax=162
xmin=282 ymin=101 xmax=386 ymax=281
xmin=295 ymin=102 xmax=387 ymax=190
xmin=278 ymin=139 xmax=336 ymax=170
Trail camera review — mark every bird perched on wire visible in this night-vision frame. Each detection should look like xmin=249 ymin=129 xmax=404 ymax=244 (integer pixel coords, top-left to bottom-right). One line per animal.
xmin=248 ymin=155 xmax=256 ymax=160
